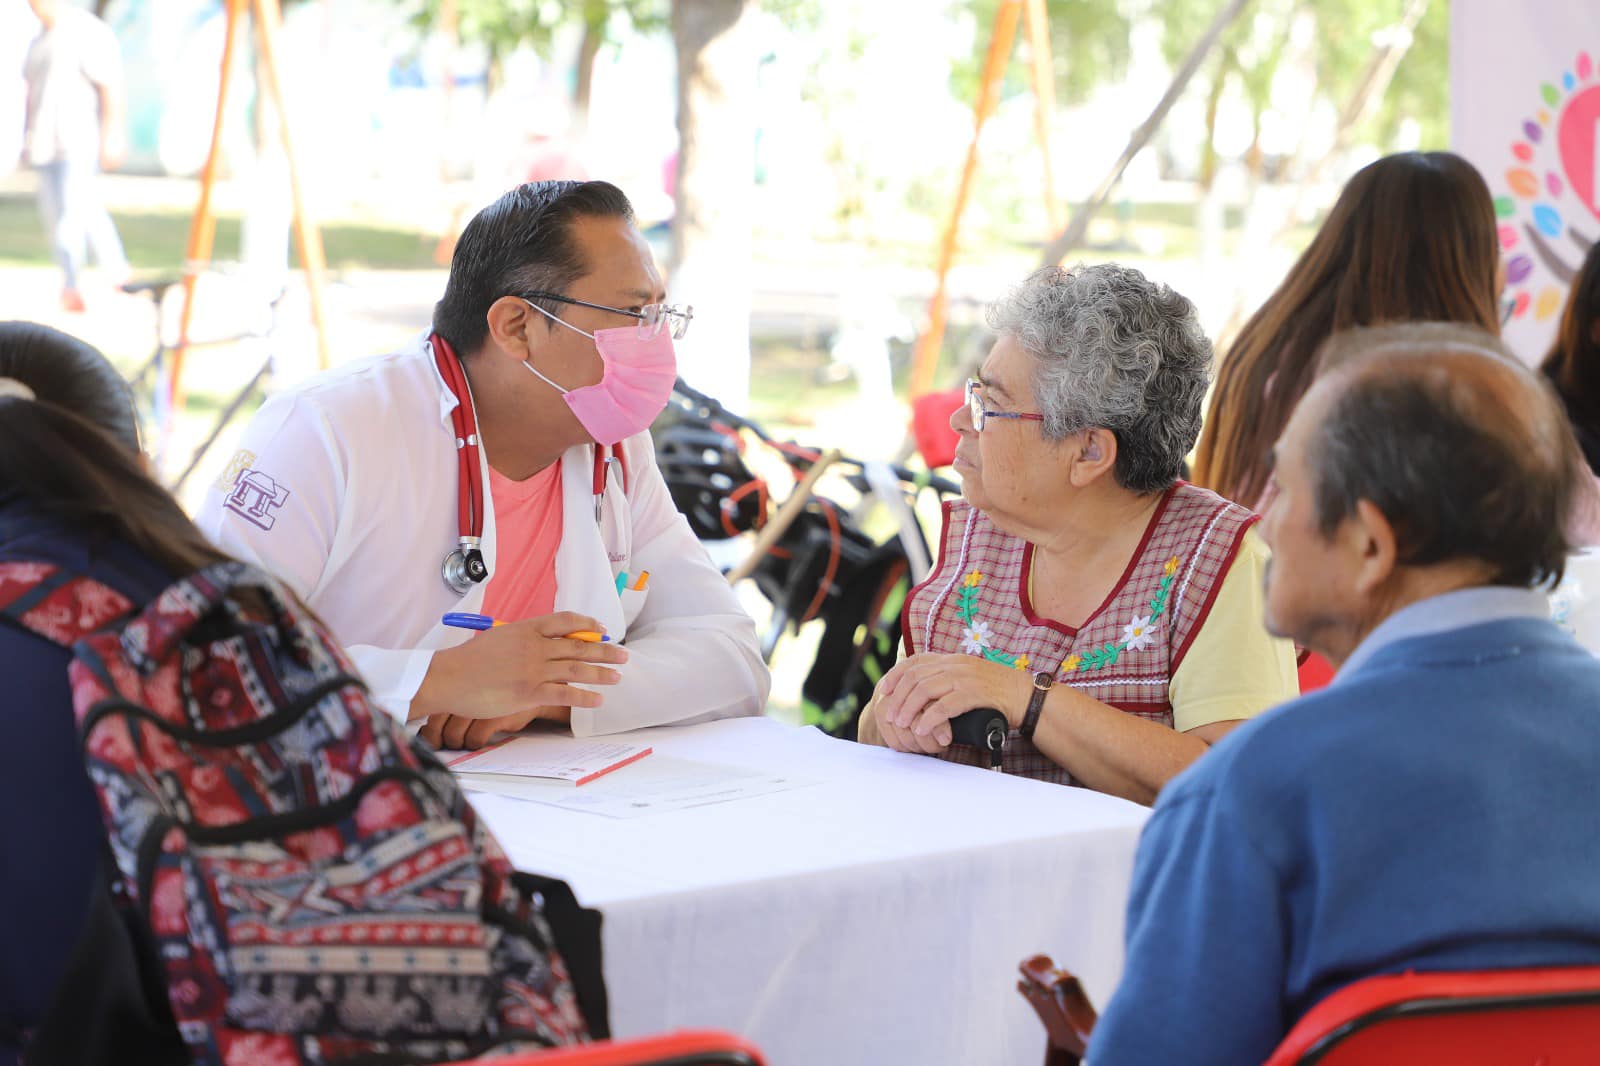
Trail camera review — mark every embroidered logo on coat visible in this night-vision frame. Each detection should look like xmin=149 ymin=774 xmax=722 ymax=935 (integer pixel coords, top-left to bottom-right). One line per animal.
xmin=225 ymin=469 xmax=291 ymax=531
xmin=212 ymin=449 xmax=256 ymax=493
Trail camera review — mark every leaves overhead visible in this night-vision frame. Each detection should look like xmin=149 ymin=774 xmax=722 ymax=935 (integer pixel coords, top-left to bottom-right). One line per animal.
xmin=1159 ymin=0 xmax=1448 ymax=151
xmin=949 ymin=0 xmax=1134 ymax=106
xmin=948 ymin=0 xmax=1447 ymax=158
xmin=410 ymin=0 xmax=669 ymax=66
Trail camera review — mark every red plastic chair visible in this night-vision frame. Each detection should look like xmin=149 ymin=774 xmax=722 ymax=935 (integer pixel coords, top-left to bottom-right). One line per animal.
xmin=438 ymin=1030 xmax=765 ymax=1066
xmin=1297 ymin=649 xmax=1334 ymax=694
xmin=1019 ymin=956 xmax=1600 ymax=1065
xmin=910 ymin=388 xmax=965 ymax=469
xmin=1264 ymin=966 xmax=1600 ymax=1065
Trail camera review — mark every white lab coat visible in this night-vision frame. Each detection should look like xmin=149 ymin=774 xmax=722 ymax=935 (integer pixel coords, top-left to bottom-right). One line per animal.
xmin=195 ymin=334 xmax=770 ymax=735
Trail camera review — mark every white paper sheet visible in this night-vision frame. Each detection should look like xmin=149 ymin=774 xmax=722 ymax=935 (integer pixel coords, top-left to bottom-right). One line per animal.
xmin=446 ymin=735 xmax=651 ymax=784
xmin=459 ymin=755 xmax=817 ymax=818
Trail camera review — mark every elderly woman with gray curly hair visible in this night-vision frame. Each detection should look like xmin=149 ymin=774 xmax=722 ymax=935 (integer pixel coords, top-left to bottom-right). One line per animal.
xmin=859 ymin=264 xmax=1298 ymax=803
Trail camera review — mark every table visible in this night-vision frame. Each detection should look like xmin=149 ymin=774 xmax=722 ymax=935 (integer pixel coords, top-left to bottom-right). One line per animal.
xmin=468 ymin=717 xmax=1150 ymax=1066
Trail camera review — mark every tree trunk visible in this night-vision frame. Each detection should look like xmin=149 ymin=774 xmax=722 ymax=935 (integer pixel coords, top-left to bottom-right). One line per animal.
xmin=241 ymin=15 xmax=291 ymax=297
xmin=1277 ymin=0 xmax=1431 ymax=230
xmin=1198 ymin=53 xmax=1229 ymax=192
xmin=572 ymin=13 xmax=604 ymax=135
xmin=1211 ymin=0 xmax=1430 ymax=349
xmin=670 ymin=0 xmax=757 ymax=410
xmin=1037 ymin=0 xmax=1251 ymax=268
xmin=1193 ymin=54 xmax=1230 ymax=288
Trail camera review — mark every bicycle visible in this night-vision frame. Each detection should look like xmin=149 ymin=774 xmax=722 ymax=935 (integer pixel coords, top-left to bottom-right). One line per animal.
xmin=657 ymin=378 xmax=964 ymax=741
xmin=121 ymin=269 xmax=288 ymax=493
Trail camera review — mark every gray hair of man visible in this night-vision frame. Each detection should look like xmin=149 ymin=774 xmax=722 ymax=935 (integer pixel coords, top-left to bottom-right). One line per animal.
xmin=1314 ymin=320 xmax=1518 ymax=376
xmin=986 ymin=263 xmax=1213 ymax=494
xmin=1312 ymin=320 xmax=1600 ymax=559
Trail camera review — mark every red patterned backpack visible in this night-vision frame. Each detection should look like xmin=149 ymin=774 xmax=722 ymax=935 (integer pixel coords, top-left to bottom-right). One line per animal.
xmin=0 ymin=559 xmax=607 ymax=1065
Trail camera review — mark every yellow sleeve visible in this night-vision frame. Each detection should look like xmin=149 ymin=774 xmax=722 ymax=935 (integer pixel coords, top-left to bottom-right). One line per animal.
xmin=1168 ymin=527 xmax=1299 ymax=733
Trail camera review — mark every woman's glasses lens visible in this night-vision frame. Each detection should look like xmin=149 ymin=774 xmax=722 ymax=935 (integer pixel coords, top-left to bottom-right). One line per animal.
xmin=967 ymin=380 xmax=985 ymax=431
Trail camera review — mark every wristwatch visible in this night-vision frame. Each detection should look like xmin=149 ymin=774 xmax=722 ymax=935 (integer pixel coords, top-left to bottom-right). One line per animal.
xmin=1020 ymin=670 xmax=1054 ymax=740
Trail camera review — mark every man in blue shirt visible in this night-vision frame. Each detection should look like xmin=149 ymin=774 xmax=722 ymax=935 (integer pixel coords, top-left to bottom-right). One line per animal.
xmin=1090 ymin=324 xmax=1600 ymax=1064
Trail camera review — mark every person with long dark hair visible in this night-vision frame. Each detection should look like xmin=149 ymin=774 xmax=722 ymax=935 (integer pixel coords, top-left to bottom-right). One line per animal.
xmin=1541 ymin=241 xmax=1600 ymax=475
xmin=1193 ymin=151 xmax=1502 ymax=509
xmin=0 ymin=322 xmax=196 ymax=1063
xmin=0 ymin=323 xmax=603 ymax=1063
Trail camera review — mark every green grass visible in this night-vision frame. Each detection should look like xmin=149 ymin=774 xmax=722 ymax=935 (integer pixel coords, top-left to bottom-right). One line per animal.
xmin=747 ymin=339 xmax=861 ymax=430
xmin=2 ymin=189 xmax=1317 ymax=278
xmin=0 ymin=193 xmax=441 ymax=272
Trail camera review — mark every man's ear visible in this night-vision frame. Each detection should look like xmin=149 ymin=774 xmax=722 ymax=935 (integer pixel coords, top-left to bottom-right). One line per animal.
xmin=484 ymin=296 xmax=540 ymax=361
xmin=1347 ymin=498 xmax=1398 ymax=595
xmin=1067 ymin=427 xmax=1118 ymax=488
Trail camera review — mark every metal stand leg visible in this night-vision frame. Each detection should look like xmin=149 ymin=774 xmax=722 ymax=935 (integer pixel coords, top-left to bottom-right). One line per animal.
xmin=171 ymin=356 xmax=272 ymax=493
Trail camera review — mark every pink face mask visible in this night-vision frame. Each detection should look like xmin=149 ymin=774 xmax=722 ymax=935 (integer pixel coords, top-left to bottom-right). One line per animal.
xmin=523 ymin=301 xmax=678 ymax=445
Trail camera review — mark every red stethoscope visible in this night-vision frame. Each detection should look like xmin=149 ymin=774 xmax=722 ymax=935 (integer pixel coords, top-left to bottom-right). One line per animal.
xmin=432 ymin=334 xmax=626 ymax=596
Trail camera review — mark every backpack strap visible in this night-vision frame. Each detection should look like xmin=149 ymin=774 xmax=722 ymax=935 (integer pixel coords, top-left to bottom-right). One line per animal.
xmin=0 ymin=561 xmax=136 ymax=647
xmin=509 ymin=871 xmax=610 ymax=1040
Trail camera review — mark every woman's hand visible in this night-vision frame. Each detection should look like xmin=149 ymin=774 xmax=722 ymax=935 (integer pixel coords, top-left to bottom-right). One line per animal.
xmin=873 ymin=653 xmax=1033 ymax=754
xmin=856 ymin=695 xmax=884 ymax=746
xmin=859 ymin=670 xmax=948 ymax=754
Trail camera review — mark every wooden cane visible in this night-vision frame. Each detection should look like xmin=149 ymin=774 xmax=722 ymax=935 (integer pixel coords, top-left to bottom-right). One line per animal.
xmin=725 ymin=449 xmax=842 ymax=585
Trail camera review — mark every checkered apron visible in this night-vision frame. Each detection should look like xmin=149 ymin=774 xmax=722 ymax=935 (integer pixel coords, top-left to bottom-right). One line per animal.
xmin=903 ymin=483 xmax=1257 ymax=783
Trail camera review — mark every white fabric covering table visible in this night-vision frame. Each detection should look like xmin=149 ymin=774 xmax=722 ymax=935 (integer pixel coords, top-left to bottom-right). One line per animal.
xmin=1553 ymin=548 xmax=1600 ymax=652
xmin=468 ymin=717 xmax=1149 ymax=1065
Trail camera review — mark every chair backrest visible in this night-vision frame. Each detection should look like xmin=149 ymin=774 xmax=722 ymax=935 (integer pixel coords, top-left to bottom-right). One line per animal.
xmin=1265 ymin=966 xmax=1600 ymax=1066
xmin=1017 ymin=955 xmax=1095 ymax=1066
xmin=438 ymin=1029 xmax=767 ymax=1066
xmin=910 ymin=387 xmax=964 ymax=469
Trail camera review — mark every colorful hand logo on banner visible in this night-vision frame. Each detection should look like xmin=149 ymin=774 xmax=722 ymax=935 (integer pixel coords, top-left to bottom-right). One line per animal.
xmin=1500 ymin=50 xmax=1599 ymax=324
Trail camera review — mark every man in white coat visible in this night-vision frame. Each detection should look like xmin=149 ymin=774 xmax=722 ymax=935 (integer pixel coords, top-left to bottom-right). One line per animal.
xmin=198 ymin=180 xmax=770 ymax=748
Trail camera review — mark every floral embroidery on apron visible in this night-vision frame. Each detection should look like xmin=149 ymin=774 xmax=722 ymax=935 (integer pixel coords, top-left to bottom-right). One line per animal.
xmin=902 ymin=483 xmax=1256 ymax=783
xmin=955 ymin=555 xmax=1182 ymax=677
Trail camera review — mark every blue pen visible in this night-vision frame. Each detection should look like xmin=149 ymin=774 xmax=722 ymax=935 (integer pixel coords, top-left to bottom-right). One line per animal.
xmin=442 ymin=613 xmax=612 ymax=642
xmin=443 ymin=612 xmax=503 ymax=631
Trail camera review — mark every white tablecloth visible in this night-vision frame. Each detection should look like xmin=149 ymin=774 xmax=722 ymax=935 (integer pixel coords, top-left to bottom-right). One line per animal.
xmin=469 ymin=717 xmax=1149 ymax=1066
xmin=1552 ymin=548 xmax=1600 ymax=652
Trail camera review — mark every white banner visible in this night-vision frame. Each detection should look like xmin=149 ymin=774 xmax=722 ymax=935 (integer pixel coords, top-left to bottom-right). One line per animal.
xmin=1452 ymin=2 xmax=1599 ymax=363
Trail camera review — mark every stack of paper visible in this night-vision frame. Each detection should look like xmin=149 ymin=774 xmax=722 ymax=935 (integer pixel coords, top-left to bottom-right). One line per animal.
xmin=447 ymin=736 xmax=651 ymax=786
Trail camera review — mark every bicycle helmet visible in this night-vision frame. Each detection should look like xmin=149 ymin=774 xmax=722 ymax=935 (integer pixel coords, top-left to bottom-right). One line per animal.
xmin=652 ymin=418 xmax=768 ymax=540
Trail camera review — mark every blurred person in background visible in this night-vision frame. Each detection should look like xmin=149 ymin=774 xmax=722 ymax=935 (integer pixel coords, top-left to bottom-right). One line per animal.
xmin=1192 ymin=151 xmax=1502 ymax=512
xmin=20 ymin=0 xmax=129 ymax=313
xmin=1541 ymin=240 xmax=1600 ymax=475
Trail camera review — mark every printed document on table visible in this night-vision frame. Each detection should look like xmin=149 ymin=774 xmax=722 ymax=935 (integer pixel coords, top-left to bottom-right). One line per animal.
xmin=446 ymin=735 xmax=651 ymax=785
xmin=458 ymin=755 xmax=818 ymax=819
